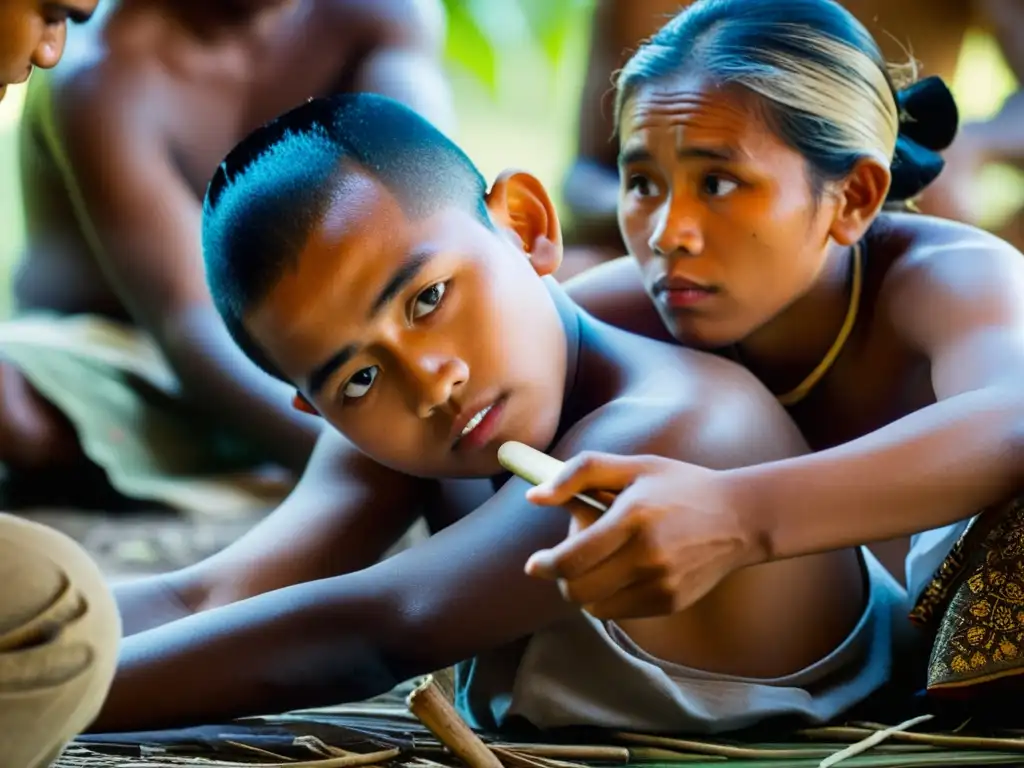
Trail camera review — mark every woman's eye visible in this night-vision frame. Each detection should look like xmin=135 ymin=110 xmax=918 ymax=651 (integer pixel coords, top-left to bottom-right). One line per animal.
xmin=343 ymin=366 xmax=378 ymax=399
xmin=626 ymin=174 xmax=659 ymax=197
xmin=703 ymin=175 xmax=739 ymax=198
xmin=412 ymin=281 xmax=447 ymax=319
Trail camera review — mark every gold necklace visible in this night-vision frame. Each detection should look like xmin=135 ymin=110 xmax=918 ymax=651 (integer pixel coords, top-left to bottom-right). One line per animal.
xmin=775 ymin=242 xmax=863 ymax=407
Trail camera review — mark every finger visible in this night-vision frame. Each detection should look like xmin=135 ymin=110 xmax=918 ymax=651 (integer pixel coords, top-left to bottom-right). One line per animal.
xmin=525 ymin=451 xmax=652 ymax=507
xmin=558 ymin=535 xmax=650 ymax=606
xmin=525 ymin=498 xmax=639 ymax=581
xmin=588 ymin=562 xmax=725 ymax=620
xmin=585 ymin=579 xmax=677 ymax=620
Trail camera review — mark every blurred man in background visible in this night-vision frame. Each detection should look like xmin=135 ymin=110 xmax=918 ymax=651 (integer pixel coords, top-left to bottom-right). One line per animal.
xmin=2 ymin=0 xmax=454 ymax=513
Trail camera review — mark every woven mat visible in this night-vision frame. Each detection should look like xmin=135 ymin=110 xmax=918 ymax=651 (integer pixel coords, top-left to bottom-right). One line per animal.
xmin=55 ymin=680 xmax=1024 ymax=768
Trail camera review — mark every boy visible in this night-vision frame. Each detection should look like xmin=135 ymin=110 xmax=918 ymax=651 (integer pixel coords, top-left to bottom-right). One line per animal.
xmin=94 ymin=94 xmax=907 ymax=735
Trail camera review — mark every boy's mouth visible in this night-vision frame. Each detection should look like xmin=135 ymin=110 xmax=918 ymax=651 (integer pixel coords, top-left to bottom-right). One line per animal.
xmin=451 ymin=395 xmax=507 ymax=452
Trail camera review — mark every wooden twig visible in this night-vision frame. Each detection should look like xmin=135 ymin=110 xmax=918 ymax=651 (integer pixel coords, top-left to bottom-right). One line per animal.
xmin=491 ymin=744 xmax=629 ymax=763
xmin=800 ymin=722 xmax=1024 ymax=752
xmin=613 ymin=730 xmax=834 ymax=759
xmin=491 ymin=746 xmax=585 ymax=768
xmin=406 ymin=675 xmax=503 ymax=768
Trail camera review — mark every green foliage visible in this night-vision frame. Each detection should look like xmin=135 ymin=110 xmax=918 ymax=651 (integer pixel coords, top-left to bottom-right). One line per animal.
xmin=438 ymin=0 xmax=594 ymax=96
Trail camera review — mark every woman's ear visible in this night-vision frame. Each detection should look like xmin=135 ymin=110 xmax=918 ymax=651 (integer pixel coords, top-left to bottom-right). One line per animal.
xmin=828 ymin=156 xmax=890 ymax=245
xmin=485 ymin=169 xmax=563 ymax=276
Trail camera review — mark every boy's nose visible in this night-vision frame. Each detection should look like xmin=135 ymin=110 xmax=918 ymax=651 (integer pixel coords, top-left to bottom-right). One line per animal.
xmin=412 ymin=354 xmax=469 ymax=420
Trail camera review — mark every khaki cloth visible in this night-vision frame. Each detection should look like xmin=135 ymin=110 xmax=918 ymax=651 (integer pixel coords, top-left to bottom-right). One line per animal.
xmin=0 ymin=514 xmax=121 ymax=767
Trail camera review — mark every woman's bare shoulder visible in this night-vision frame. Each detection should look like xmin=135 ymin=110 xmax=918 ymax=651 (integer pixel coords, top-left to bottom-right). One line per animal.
xmin=874 ymin=213 xmax=1024 ymax=344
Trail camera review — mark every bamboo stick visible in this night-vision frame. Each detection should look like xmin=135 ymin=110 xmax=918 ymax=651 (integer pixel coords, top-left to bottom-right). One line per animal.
xmin=406 ymin=675 xmax=503 ymax=768
xmin=799 ymin=725 xmax=1024 ymax=753
xmin=819 ymin=715 xmax=934 ymax=768
xmin=626 ymin=746 xmax=727 ymax=762
xmin=613 ymin=731 xmax=836 ymax=759
xmin=490 ymin=744 xmax=629 ymax=762
xmin=491 ymin=745 xmax=587 ymax=768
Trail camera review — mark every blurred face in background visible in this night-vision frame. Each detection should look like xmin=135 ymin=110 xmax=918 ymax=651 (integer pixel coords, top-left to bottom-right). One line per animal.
xmin=0 ymin=0 xmax=97 ymax=102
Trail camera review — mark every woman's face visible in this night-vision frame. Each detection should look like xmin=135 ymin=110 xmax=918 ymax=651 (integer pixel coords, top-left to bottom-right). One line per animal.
xmin=616 ymin=73 xmax=844 ymax=349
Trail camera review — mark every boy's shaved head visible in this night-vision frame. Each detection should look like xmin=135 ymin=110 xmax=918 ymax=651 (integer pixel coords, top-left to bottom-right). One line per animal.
xmin=203 ymin=93 xmax=490 ymax=376
xmin=206 ymin=92 xmax=570 ymax=479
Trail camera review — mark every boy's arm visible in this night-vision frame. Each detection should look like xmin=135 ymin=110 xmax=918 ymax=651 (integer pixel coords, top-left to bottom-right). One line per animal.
xmin=93 ymin=389 xmax=766 ymax=733
xmin=50 ymin=69 xmax=319 ymax=468
xmin=93 ymin=473 xmax=579 ymax=732
xmin=115 ymin=429 xmax=426 ymax=636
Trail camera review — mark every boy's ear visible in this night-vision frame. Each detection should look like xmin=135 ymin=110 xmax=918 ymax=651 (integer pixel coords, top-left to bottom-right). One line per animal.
xmin=484 ymin=169 xmax=563 ymax=277
xmin=292 ymin=391 xmax=320 ymax=416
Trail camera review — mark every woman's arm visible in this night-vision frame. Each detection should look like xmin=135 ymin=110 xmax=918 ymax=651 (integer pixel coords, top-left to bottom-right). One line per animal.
xmin=736 ymin=236 xmax=1024 ymax=558
xmin=529 ymin=237 xmax=1024 ymax=614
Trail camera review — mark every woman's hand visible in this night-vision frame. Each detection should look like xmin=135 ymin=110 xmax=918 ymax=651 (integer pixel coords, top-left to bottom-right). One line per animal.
xmin=524 ymin=452 xmax=769 ymax=619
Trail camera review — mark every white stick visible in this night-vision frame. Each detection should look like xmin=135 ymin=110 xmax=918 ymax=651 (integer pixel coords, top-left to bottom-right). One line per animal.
xmin=818 ymin=714 xmax=935 ymax=768
xmin=498 ymin=442 xmax=608 ymax=513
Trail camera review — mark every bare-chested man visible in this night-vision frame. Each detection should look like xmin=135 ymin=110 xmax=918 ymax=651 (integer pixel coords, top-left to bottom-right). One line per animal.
xmin=1 ymin=0 xmax=453 ymax=511
xmin=559 ymin=0 xmax=1024 ymax=278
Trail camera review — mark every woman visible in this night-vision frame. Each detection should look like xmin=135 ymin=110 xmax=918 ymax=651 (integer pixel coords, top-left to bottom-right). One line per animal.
xmin=529 ymin=0 xmax=1024 ymax=695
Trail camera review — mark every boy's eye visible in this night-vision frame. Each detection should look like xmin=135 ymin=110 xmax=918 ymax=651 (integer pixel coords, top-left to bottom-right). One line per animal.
xmin=626 ymin=174 xmax=660 ymax=197
xmin=703 ymin=174 xmax=738 ymax=198
xmin=343 ymin=366 xmax=378 ymax=399
xmin=412 ymin=281 xmax=447 ymax=320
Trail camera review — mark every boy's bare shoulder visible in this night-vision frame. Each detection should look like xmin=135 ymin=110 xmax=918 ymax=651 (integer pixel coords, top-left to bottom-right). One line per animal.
xmin=567 ymin=336 xmax=807 ymax=469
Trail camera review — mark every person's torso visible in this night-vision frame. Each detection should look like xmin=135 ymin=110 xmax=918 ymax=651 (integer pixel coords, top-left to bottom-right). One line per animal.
xmin=15 ymin=0 xmax=385 ymax=319
xmin=782 ymin=213 xmax=997 ymax=452
xmin=434 ymin=314 xmax=867 ymax=680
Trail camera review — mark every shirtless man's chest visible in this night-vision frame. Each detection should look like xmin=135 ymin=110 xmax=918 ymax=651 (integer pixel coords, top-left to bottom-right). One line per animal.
xmin=16 ymin=0 xmax=382 ymax=314
xmin=161 ymin=5 xmax=367 ymax=194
